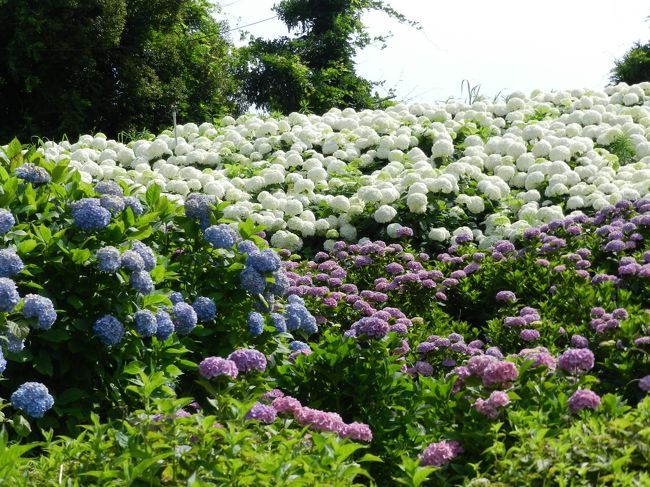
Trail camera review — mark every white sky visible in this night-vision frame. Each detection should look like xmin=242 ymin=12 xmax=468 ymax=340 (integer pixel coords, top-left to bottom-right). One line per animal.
xmin=219 ymin=0 xmax=650 ymax=103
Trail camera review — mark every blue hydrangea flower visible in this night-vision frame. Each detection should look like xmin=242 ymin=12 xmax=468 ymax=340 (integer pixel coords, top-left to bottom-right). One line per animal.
xmin=185 ymin=193 xmax=216 ymax=223
xmin=248 ymin=312 xmax=264 ymax=337
xmin=287 ymin=295 xmax=305 ymax=306
xmin=0 ymin=209 xmax=15 ymax=235
xmin=120 ymin=250 xmax=145 ymax=271
xmin=0 ymin=348 xmax=6 ymax=374
xmin=285 ymin=302 xmax=318 ymax=335
xmin=10 ymin=382 xmax=54 ymax=418
xmin=237 ymin=240 xmax=258 ymax=254
xmin=134 ymin=310 xmax=157 ymax=337
xmin=22 ymin=294 xmax=57 ymax=330
xmin=100 ymin=195 xmax=125 ymax=214
xmin=172 ymin=302 xmax=197 ymax=335
xmin=93 ymin=315 xmax=125 ymax=346
xmin=240 ymin=266 xmax=266 ymax=295
xmin=131 ymin=241 xmax=156 ymax=271
xmin=0 ymin=249 xmax=24 ymax=278
xmin=71 ymin=198 xmax=111 ymax=231
xmin=129 ymin=270 xmax=154 ymax=294
xmin=246 ymin=249 xmax=281 ymax=273
xmin=204 ymin=224 xmax=238 ymax=249
xmin=155 ymin=311 xmax=174 ymax=340
xmin=124 ymin=196 xmax=144 ymax=216
xmin=5 ymin=331 xmax=25 ymax=353
xmin=192 ymin=297 xmax=217 ymax=322
xmin=169 ymin=292 xmax=184 ymax=305
xmin=0 ymin=277 xmax=20 ymax=312
xmin=95 ymin=181 xmax=124 ymax=196
xmin=14 ymin=164 xmax=51 ymax=185
xmin=271 ymin=313 xmax=287 ymax=333
xmin=96 ymin=246 xmax=121 ymax=273
xmin=289 ymin=340 xmax=310 ymax=352
xmin=269 ymin=271 xmax=290 ymax=296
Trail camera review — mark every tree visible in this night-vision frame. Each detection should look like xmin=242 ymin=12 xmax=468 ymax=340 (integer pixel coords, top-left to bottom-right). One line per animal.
xmin=0 ymin=0 xmax=244 ymax=142
xmin=611 ymin=41 xmax=650 ymax=85
xmin=240 ymin=0 xmax=416 ymax=114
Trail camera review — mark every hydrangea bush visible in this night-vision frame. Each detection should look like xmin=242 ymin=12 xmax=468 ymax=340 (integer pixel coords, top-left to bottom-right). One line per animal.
xmin=1 ymin=84 xmax=650 ymax=485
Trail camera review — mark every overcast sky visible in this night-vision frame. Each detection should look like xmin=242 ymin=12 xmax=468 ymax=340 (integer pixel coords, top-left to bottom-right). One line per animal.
xmin=219 ymin=0 xmax=650 ymax=103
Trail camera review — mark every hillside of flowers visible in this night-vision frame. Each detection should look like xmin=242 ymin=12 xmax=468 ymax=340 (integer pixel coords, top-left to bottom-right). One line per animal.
xmin=0 ymin=83 xmax=649 ymax=485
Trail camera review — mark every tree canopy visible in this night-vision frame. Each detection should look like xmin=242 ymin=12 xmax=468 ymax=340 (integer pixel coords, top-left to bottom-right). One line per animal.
xmin=611 ymin=41 xmax=650 ymax=85
xmin=240 ymin=0 xmax=417 ymax=114
xmin=0 ymin=0 xmax=243 ymax=141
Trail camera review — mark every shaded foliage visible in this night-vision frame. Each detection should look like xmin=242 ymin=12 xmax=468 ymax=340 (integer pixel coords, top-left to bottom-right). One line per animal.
xmin=0 ymin=0 xmax=244 ymax=142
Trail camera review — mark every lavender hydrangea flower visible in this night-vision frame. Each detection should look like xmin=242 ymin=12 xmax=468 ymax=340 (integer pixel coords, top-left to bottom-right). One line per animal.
xmin=131 ymin=241 xmax=156 ymax=272
xmin=134 ymin=310 xmax=157 ymax=337
xmin=5 ymin=331 xmax=25 ymax=353
xmin=93 ymin=315 xmax=124 ymax=346
xmin=271 ymin=313 xmax=287 ymax=333
xmin=123 ymin=196 xmax=144 ymax=216
xmin=129 ymin=270 xmax=154 ymax=294
xmin=248 ymin=311 xmax=264 ymax=337
xmin=204 ymin=224 xmax=238 ymax=249
xmin=559 ymin=348 xmax=595 ymax=375
xmin=0 ymin=249 xmax=24 ymax=278
xmin=639 ymin=375 xmax=650 ymax=392
xmin=520 ymin=329 xmax=540 ymax=342
xmin=269 ymin=271 xmax=290 ymax=296
xmin=0 ymin=278 xmax=20 ymax=312
xmin=192 ymin=297 xmax=217 ymax=322
xmin=482 ymin=361 xmax=519 ymax=387
xmin=567 ymin=389 xmax=600 ymax=414
xmin=420 ymin=440 xmax=463 ymax=467
xmin=120 ymin=250 xmax=145 ymax=271
xmin=22 ymin=294 xmax=57 ymax=330
xmin=11 ymin=382 xmax=54 ymax=417
xmin=15 ymin=164 xmax=51 ymax=185
xmin=240 ymin=266 xmax=266 ymax=295
xmin=247 ymin=249 xmax=282 ymax=273
xmin=198 ymin=357 xmax=238 ymax=379
xmin=172 ymin=302 xmax=197 ymax=335
xmin=95 ymin=181 xmax=124 ymax=196
xmin=496 ymin=291 xmax=517 ymax=303
xmin=0 ymin=209 xmax=15 ymax=235
xmin=155 ymin=311 xmax=174 ymax=340
xmin=245 ymin=402 xmax=277 ymax=423
xmin=99 ymin=195 xmax=125 ymax=214
xmin=169 ymin=292 xmax=184 ymax=305
xmin=227 ymin=348 xmax=267 ymax=373
xmin=96 ymin=246 xmax=121 ymax=273
xmin=237 ymin=240 xmax=258 ymax=254
xmin=71 ymin=198 xmax=111 ymax=231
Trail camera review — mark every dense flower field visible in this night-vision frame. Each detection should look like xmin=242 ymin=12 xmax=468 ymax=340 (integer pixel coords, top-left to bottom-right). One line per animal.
xmin=0 ymin=83 xmax=649 ymax=485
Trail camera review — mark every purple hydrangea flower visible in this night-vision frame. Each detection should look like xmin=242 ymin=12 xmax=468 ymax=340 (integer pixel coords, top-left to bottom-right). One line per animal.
xmin=245 ymin=402 xmax=277 ymax=423
xmin=567 ymin=389 xmax=600 ymax=414
xmin=134 ymin=310 xmax=157 ymax=337
xmin=559 ymin=348 xmax=595 ymax=375
xmin=496 ymin=291 xmax=517 ymax=303
xmin=199 ymin=356 xmax=238 ymax=379
xmin=419 ymin=440 xmax=463 ymax=467
xmin=520 ymin=329 xmax=540 ymax=342
xmin=227 ymin=348 xmax=267 ymax=373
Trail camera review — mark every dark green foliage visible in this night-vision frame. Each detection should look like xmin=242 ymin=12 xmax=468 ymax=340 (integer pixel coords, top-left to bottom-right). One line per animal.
xmin=611 ymin=41 xmax=650 ymax=85
xmin=0 ymin=0 xmax=244 ymax=142
xmin=240 ymin=0 xmax=416 ymax=114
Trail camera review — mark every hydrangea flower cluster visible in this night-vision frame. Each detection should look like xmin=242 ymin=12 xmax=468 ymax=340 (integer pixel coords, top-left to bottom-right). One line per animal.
xmin=0 ymin=209 xmax=15 ymax=235
xmin=474 ymin=390 xmax=511 ymax=419
xmin=198 ymin=356 xmax=239 ymax=379
xmin=93 ymin=314 xmax=125 ymax=346
xmin=14 ymin=163 xmax=51 ymax=185
xmin=10 ymin=382 xmax=54 ymax=418
xmin=22 ymin=294 xmax=57 ymax=330
xmin=567 ymin=389 xmax=601 ymax=414
xmin=0 ymin=249 xmax=24 ymax=278
xmin=558 ymin=348 xmax=595 ymax=375
xmin=419 ymin=440 xmax=463 ymax=467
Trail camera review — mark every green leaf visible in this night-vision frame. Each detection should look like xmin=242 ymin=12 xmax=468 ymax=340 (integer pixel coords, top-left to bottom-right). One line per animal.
xmin=70 ymin=248 xmax=91 ymax=265
xmin=123 ymin=361 xmax=145 ymax=375
xmin=56 ymin=388 xmax=85 ymax=405
xmin=17 ymin=239 xmax=38 ymax=254
xmin=146 ymin=184 xmax=161 ymax=207
xmin=39 ymin=328 xmax=71 ymax=343
xmin=34 ymin=350 xmax=54 ymax=376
